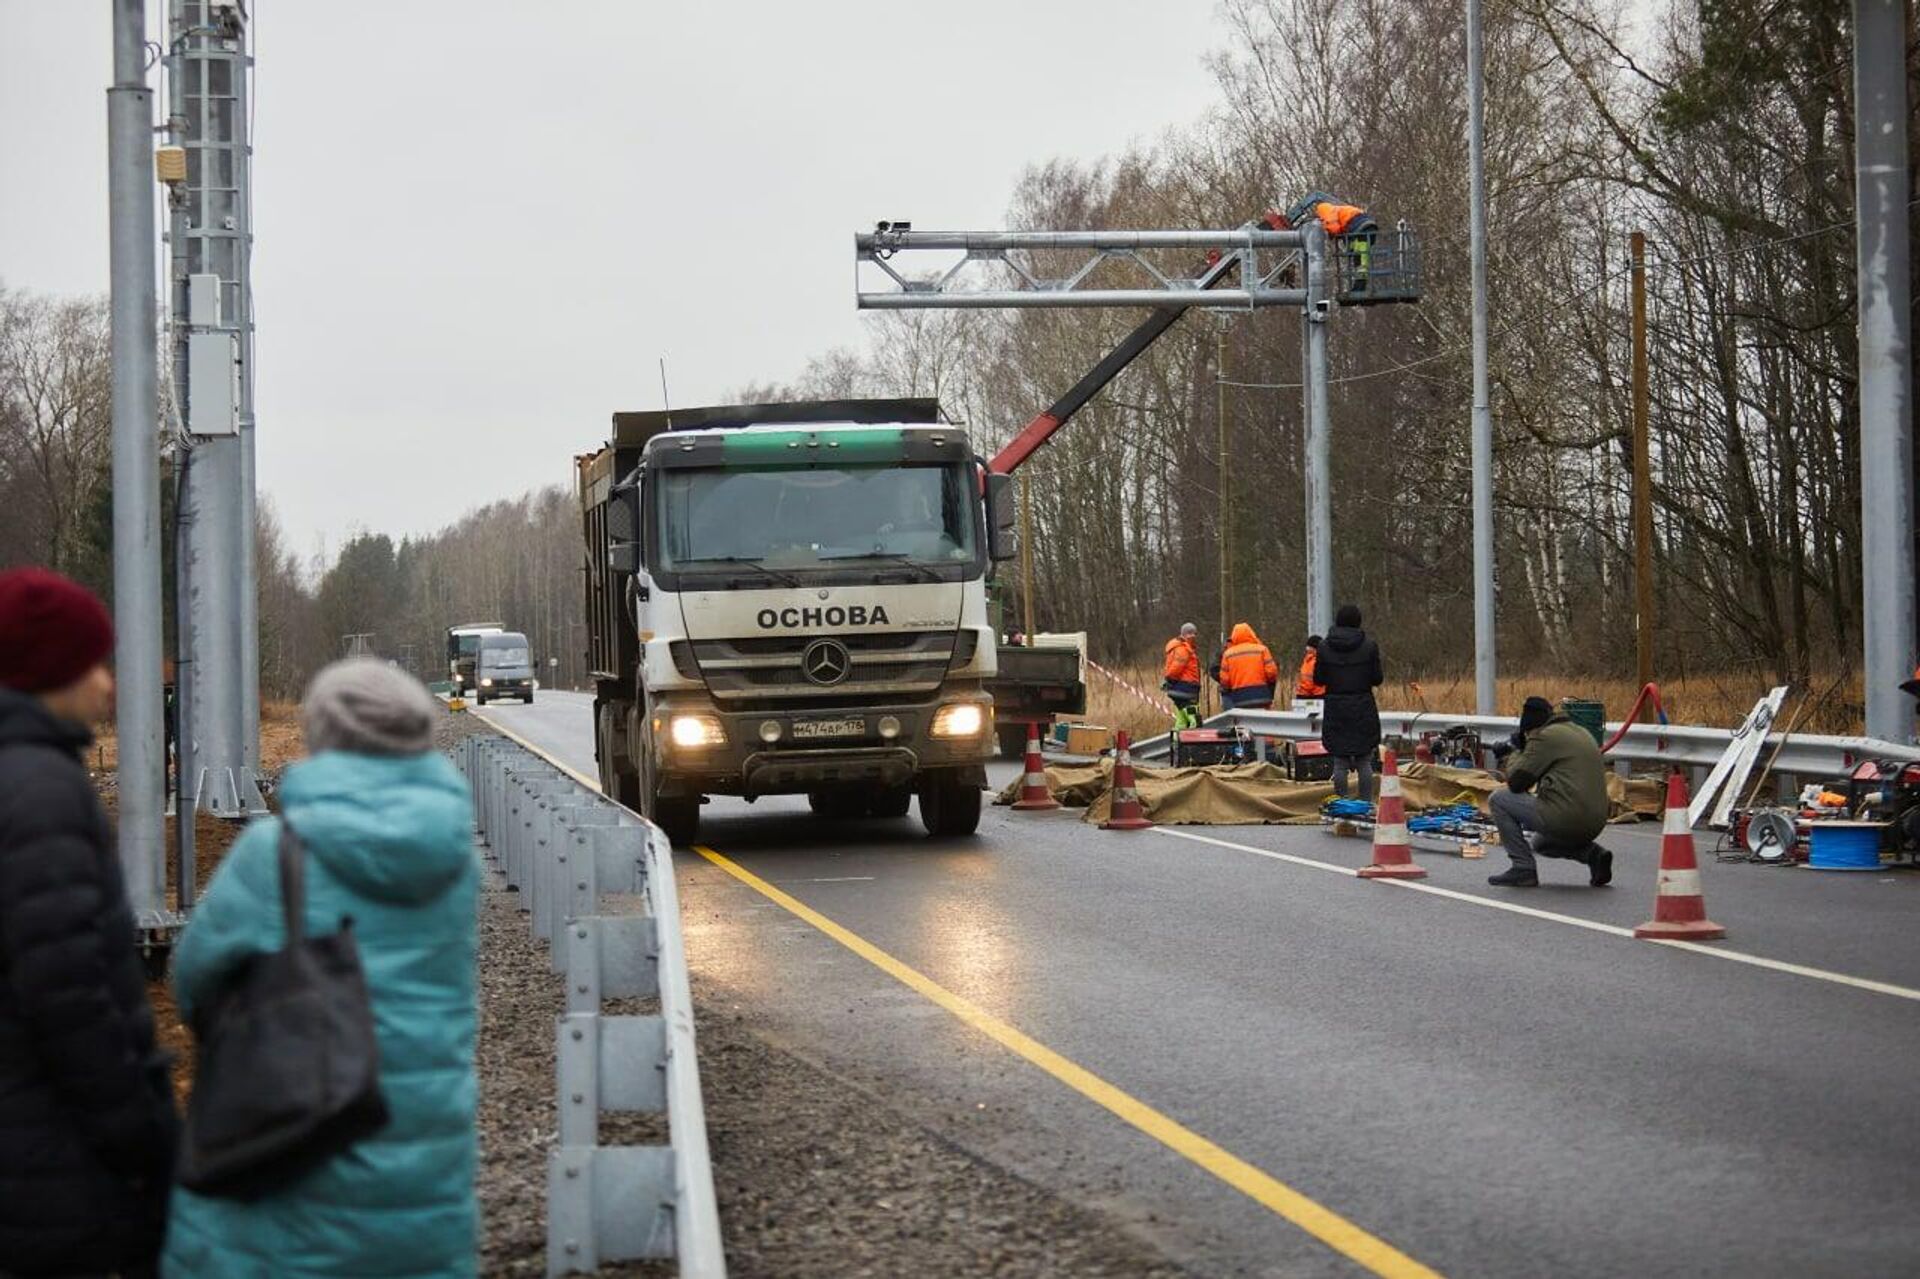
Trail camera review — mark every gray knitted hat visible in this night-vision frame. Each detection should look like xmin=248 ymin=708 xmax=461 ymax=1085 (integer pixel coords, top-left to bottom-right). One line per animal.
xmin=302 ymin=657 xmax=436 ymax=757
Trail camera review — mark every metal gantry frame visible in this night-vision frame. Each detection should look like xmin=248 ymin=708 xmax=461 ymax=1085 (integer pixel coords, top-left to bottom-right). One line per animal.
xmin=165 ymin=0 xmax=265 ymax=828
xmin=855 ymin=222 xmax=1341 ymax=630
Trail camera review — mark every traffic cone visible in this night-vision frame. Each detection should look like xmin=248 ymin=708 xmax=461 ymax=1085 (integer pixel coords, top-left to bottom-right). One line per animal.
xmin=1011 ymin=722 xmax=1061 ymax=812
xmin=1101 ymin=730 xmax=1154 ymax=830
xmin=1358 ymin=750 xmax=1426 ymax=879
xmin=1634 ymin=772 xmax=1726 ymax=940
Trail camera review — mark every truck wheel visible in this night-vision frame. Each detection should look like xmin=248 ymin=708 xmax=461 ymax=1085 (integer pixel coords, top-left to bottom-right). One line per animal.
xmin=919 ymin=774 xmax=982 ymax=837
xmin=638 ymin=737 xmax=700 ymax=842
xmin=867 ymin=785 xmax=912 ymax=818
xmin=524 ymin=691 xmax=535 ymax=704
xmin=653 ymin=795 xmax=700 ymax=844
xmin=996 ymin=722 xmax=1031 ymax=759
xmin=808 ymin=788 xmax=867 ymax=820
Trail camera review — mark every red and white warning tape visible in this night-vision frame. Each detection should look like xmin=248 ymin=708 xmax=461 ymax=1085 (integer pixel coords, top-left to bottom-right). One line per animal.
xmin=1085 ymin=658 xmax=1173 ymax=715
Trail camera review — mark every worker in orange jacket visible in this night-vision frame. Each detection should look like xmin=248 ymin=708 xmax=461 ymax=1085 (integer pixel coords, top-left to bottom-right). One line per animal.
xmin=1210 ymin=622 xmax=1280 ymax=710
xmin=1162 ymin=622 xmax=1203 ymax=729
xmin=1284 ymin=191 xmax=1381 ymax=291
xmin=1294 ymin=634 xmax=1326 ymax=705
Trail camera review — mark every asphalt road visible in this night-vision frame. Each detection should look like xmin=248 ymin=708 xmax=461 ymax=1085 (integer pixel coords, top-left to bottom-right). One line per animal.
xmin=478 ymin=690 xmax=1920 ymax=1278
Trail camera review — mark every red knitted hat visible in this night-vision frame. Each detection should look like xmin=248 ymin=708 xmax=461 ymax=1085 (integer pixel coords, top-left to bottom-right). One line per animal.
xmin=0 ymin=568 xmax=115 ymax=693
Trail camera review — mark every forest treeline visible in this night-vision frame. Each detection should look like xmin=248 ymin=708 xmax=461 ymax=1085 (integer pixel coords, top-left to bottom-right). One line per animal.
xmin=5 ymin=0 xmax=1915 ymax=704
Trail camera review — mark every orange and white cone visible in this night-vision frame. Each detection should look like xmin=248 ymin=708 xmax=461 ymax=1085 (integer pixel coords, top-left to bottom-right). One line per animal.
xmin=1101 ymin=730 xmax=1154 ymax=830
xmin=1358 ymin=750 xmax=1426 ymax=879
xmin=1011 ymin=722 xmax=1061 ymax=812
xmin=1634 ymin=772 xmax=1726 ymax=940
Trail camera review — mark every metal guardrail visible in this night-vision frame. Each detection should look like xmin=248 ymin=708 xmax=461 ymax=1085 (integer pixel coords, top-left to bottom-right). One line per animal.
xmin=455 ymin=736 xmax=725 ymax=1279
xmin=1135 ymin=708 xmax=1920 ymax=798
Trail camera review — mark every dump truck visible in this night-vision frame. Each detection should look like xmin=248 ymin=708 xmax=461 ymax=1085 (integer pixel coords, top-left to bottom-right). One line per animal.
xmin=446 ymin=621 xmax=503 ymax=696
xmin=579 ymin=399 xmax=1018 ymax=842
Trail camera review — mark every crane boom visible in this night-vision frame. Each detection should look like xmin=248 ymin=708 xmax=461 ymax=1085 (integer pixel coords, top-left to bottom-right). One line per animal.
xmin=987 ymin=210 xmax=1286 ymax=475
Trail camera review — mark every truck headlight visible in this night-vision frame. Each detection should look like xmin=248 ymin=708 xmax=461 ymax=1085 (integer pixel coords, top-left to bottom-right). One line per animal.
xmin=931 ymin=702 xmax=986 ymax=738
xmin=669 ymin=714 xmax=727 ymax=749
xmin=480 ymin=678 xmax=494 ymax=687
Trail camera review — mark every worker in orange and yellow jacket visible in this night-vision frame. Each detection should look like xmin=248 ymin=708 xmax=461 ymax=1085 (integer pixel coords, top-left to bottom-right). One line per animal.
xmin=1210 ymin=622 xmax=1280 ymax=710
xmin=1294 ymin=634 xmax=1326 ymax=706
xmin=1162 ymin=622 xmax=1203 ymax=729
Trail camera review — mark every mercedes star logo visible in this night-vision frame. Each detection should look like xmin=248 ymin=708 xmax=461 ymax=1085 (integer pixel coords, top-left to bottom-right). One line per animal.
xmin=801 ymin=638 xmax=852 ymax=686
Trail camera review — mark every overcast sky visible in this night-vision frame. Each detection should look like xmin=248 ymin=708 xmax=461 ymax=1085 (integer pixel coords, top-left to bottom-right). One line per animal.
xmin=1 ymin=1 xmax=1225 ymax=563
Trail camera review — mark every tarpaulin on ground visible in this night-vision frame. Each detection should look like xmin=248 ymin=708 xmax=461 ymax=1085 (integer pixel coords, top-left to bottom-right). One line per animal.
xmin=994 ymin=758 xmax=1664 ymax=827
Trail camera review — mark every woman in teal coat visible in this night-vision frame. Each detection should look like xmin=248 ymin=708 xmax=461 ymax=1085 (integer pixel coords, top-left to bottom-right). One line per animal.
xmin=164 ymin=660 xmax=479 ymax=1278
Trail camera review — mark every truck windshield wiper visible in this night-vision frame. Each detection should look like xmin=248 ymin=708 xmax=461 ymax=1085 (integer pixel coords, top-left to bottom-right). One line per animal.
xmin=680 ymin=556 xmax=803 ymax=587
xmin=821 ymin=552 xmax=946 ymax=582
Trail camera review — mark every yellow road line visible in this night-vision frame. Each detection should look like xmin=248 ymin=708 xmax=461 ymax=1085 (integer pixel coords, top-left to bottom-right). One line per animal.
xmin=693 ymin=843 xmax=1445 ymax=1279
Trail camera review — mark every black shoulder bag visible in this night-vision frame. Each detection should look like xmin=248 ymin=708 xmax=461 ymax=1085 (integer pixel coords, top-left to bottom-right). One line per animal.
xmin=178 ymin=821 xmax=390 ymax=1198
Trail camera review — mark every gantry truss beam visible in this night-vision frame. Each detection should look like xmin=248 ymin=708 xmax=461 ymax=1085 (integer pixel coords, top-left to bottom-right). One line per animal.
xmin=855 ymin=226 xmax=1307 ymax=310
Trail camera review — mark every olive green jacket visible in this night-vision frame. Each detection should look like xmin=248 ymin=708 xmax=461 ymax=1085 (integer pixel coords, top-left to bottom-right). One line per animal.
xmin=1506 ymin=713 xmax=1609 ymax=844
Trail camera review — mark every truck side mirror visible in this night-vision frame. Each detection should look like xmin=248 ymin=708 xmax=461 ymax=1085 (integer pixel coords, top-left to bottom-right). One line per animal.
xmin=608 ymin=541 xmax=640 ymax=574
xmin=607 ymin=484 xmax=638 ymax=541
xmin=985 ymin=472 xmax=1018 ymax=562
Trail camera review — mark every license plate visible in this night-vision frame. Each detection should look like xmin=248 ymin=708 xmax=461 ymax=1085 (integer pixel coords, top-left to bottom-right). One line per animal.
xmin=791 ymin=718 xmax=865 ymax=740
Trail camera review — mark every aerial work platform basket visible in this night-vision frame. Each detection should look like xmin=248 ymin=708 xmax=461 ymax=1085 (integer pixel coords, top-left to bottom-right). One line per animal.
xmin=1332 ymin=223 xmax=1422 ymax=305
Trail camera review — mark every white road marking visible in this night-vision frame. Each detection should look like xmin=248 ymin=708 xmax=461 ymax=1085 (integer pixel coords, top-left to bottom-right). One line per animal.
xmin=1152 ymin=826 xmax=1920 ymax=1003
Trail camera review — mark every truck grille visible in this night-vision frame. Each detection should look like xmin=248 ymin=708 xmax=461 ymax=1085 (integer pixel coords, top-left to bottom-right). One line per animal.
xmin=689 ymin=630 xmax=960 ymax=704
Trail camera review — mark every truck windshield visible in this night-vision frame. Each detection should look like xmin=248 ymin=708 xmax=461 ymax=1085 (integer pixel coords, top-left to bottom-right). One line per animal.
xmin=656 ymin=464 xmax=978 ymax=574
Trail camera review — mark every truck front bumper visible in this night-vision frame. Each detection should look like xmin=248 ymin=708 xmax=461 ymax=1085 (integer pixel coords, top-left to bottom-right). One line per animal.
xmin=650 ymin=693 xmax=993 ymax=796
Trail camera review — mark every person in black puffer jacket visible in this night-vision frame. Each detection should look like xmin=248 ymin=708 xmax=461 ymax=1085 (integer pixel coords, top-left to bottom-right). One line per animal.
xmin=0 ymin=568 xmax=178 ymax=1277
xmin=1314 ymin=603 xmax=1384 ymax=803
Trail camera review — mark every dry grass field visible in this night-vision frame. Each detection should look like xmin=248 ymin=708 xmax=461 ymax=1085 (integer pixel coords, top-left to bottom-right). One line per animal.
xmin=1079 ymin=659 xmax=1868 ymax=744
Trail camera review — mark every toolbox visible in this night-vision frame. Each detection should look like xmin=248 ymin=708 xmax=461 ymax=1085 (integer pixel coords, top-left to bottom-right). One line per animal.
xmin=1284 ymin=739 xmax=1338 ymax=781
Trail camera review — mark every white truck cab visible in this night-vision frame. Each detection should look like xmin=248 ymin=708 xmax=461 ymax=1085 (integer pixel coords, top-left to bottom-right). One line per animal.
xmin=580 ymin=400 xmax=1018 ymax=842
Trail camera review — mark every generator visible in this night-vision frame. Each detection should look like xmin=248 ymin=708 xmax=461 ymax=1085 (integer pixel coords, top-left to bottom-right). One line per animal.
xmin=1283 ymin=739 xmax=1338 ymax=781
xmin=1169 ymin=725 xmax=1256 ymax=768
xmin=1844 ymin=760 xmax=1920 ymax=861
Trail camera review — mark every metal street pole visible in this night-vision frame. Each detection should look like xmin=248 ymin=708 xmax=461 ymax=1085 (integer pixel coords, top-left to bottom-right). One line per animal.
xmin=107 ymin=0 xmax=169 ymax=925
xmin=1852 ymin=0 xmax=1916 ymax=742
xmin=1217 ymin=318 xmax=1231 ymax=641
xmin=1630 ymin=231 xmax=1656 ymax=705
xmin=1302 ymin=222 xmax=1334 ymax=636
xmin=1467 ymin=0 xmax=1498 ymax=714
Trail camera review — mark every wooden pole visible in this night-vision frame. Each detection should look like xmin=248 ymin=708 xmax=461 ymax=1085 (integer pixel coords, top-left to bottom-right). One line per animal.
xmin=1630 ymin=230 xmax=1656 ymax=714
xmin=1018 ymin=470 xmax=1036 ymax=640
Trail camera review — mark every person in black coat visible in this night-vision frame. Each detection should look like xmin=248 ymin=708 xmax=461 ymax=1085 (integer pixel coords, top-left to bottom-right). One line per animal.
xmin=1314 ymin=603 xmax=1384 ymax=803
xmin=0 ymin=568 xmax=178 ymax=1277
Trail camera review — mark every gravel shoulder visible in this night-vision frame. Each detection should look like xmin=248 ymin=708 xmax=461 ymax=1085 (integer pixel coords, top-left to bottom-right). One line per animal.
xmin=443 ymin=707 xmax=1186 ymax=1277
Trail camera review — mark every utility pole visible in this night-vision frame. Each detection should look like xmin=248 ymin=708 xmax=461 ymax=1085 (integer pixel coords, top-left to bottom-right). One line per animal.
xmin=1302 ymin=221 xmax=1333 ymax=636
xmin=1630 ymin=231 xmax=1656 ymax=708
xmin=1018 ymin=470 xmax=1036 ymax=639
xmin=1852 ymin=0 xmax=1916 ymax=743
xmin=167 ymin=0 xmax=264 ymax=818
xmin=107 ymin=0 xmax=169 ymax=928
xmin=1217 ymin=317 xmax=1230 ymax=643
xmin=1466 ymin=0 xmax=1497 ymax=714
